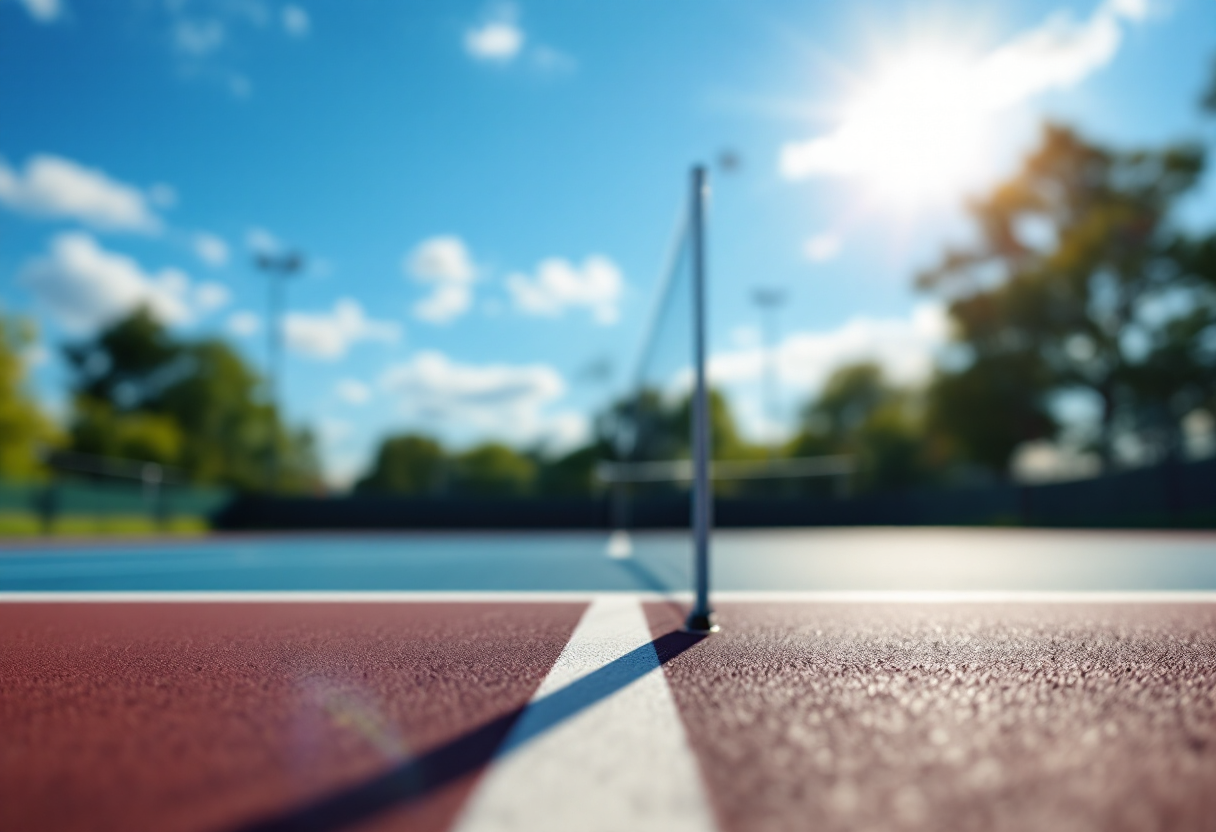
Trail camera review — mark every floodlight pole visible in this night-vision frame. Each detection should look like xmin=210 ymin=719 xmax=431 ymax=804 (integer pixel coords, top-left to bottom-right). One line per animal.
xmin=255 ymin=251 xmax=303 ymax=492
xmin=753 ymin=287 xmax=787 ymax=457
xmin=686 ymin=165 xmax=718 ymax=635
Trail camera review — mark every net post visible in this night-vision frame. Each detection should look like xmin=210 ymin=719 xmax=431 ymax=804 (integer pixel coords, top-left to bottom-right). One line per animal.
xmin=686 ymin=164 xmax=718 ymax=635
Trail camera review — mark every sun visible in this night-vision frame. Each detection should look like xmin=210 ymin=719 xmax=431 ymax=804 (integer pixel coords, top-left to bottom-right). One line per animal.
xmin=836 ymin=53 xmax=993 ymax=206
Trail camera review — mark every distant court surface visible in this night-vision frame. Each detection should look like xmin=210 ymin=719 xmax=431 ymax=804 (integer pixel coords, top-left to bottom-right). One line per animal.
xmin=3 ymin=529 xmax=1216 ymax=832
xmin=5 ymin=528 xmax=1216 ymax=591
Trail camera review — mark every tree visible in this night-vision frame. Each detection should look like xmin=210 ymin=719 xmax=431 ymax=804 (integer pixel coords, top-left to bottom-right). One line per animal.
xmin=600 ymin=388 xmax=683 ymax=463
xmin=70 ymin=398 xmax=182 ymax=466
xmin=799 ymin=362 xmax=888 ymax=446
xmin=924 ymin=354 xmax=1056 ymax=472
xmin=671 ymin=388 xmax=758 ymax=461
xmin=63 ymin=308 xmax=181 ymax=409
xmin=355 ymin=434 xmax=446 ymax=495
xmin=535 ymin=443 xmax=608 ymax=496
xmin=919 ymin=124 xmax=1208 ymax=471
xmin=790 ymin=362 xmax=928 ymax=492
xmin=598 ymin=386 xmax=759 ymax=466
xmin=63 ymin=308 xmax=319 ymax=491
xmin=855 ymin=396 xmax=926 ymax=492
xmin=0 ymin=314 xmax=58 ymax=480
xmin=453 ymin=443 xmax=535 ymax=497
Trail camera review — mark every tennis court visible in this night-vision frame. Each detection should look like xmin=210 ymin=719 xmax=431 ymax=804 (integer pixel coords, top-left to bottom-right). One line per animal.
xmin=3 ymin=529 xmax=1215 ymax=831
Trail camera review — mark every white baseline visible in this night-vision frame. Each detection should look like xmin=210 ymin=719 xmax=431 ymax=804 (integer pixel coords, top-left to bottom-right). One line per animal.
xmin=451 ymin=595 xmax=718 ymax=832
xmin=2 ymin=591 xmax=1216 ymax=603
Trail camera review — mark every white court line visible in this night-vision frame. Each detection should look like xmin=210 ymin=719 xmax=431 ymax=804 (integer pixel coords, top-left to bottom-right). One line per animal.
xmin=451 ymin=596 xmax=717 ymax=832
xmin=711 ymin=590 xmax=1216 ymax=603
xmin=2 ymin=590 xmax=1216 ymax=603
xmin=0 ymin=591 xmax=661 ymax=603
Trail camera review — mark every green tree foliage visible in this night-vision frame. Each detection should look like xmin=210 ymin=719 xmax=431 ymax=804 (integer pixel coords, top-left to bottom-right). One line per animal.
xmin=923 ymin=355 xmax=1056 ymax=473
xmin=856 ymin=397 xmax=926 ymax=492
xmin=598 ymin=388 xmax=689 ymax=464
xmin=63 ymin=308 xmax=319 ymax=491
xmin=355 ymin=434 xmax=446 ymax=495
xmin=70 ymin=398 xmax=182 ymax=466
xmin=354 ymin=386 xmax=763 ymax=499
xmin=800 ymin=363 xmax=888 ymax=447
xmin=0 ymin=314 xmax=58 ymax=480
xmin=790 ymin=362 xmax=927 ymax=492
xmin=670 ymin=388 xmax=759 ymax=461
xmin=918 ymin=124 xmax=1209 ymax=470
xmin=535 ymin=444 xmax=607 ymax=496
xmin=453 ymin=443 xmax=536 ymax=497
xmin=596 ymin=386 xmax=760 ymax=467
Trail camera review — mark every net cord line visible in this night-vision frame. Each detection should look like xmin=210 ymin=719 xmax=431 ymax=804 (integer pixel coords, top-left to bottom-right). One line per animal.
xmin=606 ymin=200 xmax=688 ymax=536
xmin=595 ymin=454 xmax=857 ymax=484
xmin=622 ymin=207 xmax=690 ymax=414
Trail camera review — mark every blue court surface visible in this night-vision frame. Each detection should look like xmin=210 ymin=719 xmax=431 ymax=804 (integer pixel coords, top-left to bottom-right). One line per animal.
xmin=3 ymin=527 xmax=1216 ymax=593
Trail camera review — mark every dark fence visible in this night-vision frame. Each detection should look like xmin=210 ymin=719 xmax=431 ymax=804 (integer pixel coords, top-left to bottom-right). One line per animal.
xmin=213 ymin=456 xmax=1216 ymax=531
xmin=216 ymin=495 xmax=611 ymax=530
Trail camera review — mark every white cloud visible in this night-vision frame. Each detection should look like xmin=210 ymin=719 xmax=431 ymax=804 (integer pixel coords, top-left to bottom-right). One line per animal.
xmin=0 ymin=154 xmax=163 ymax=233
xmin=318 ymin=417 xmax=353 ymax=445
xmin=194 ymin=232 xmax=230 ymax=267
xmin=780 ymin=0 xmax=1149 ymax=182
xmin=174 ymin=19 xmax=226 ymax=56
xmin=20 ymin=232 xmax=196 ymax=333
xmin=538 ymin=411 xmax=589 ymax=452
xmin=18 ymin=0 xmax=61 ymax=22
xmin=323 ymin=449 xmax=365 ymax=491
xmin=21 ymin=343 xmax=50 ymax=369
xmin=409 ymin=235 xmax=476 ymax=283
xmin=710 ymin=303 xmax=948 ymax=390
xmin=415 ymin=284 xmax=474 ymax=324
xmin=406 ymin=235 xmax=478 ymax=324
xmin=227 ymin=309 xmax=261 ymax=337
xmin=284 ymin=298 xmax=402 ymax=360
xmin=465 ymin=18 xmax=524 ymax=62
xmin=974 ymin=0 xmax=1145 ymax=111
xmin=506 ymin=255 xmax=623 ymax=325
xmin=194 ymin=281 xmax=231 ymax=313
xmin=696 ymin=304 xmax=949 ymax=440
xmin=730 ymin=325 xmax=762 ymax=349
xmin=282 ymin=5 xmax=309 ymax=37
xmin=462 ymin=8 xmax=573 ymax=73
xmin=335 ymin=378 xmax=372 ymax=405
xmin=379 ymin=350 xmax=587 ymax=450
xmin=1010 ymin=440 xmax=1101 ymax=484
xmin=804 ymin=232 xmax=842 ymax=263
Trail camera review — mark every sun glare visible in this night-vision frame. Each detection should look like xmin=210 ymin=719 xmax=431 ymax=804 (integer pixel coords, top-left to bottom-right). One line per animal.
xmin=840 ymin=54 xmax=991 ymax=205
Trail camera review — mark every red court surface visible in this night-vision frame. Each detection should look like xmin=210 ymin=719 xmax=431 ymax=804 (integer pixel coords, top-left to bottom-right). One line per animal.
xmin=648 ymin=601 xmax=1216 ymax=832
xmin=3 ymin=597 xmax=1215 ymax=832
xmin=0 ymin=602 xmax=586 ymax=832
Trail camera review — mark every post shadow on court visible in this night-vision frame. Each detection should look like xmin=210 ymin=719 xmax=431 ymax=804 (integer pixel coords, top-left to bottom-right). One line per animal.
xmin=611 ymin=551 xmax=691 ymax=621
xmin=227 ymin=628 xmax=706 ymax=832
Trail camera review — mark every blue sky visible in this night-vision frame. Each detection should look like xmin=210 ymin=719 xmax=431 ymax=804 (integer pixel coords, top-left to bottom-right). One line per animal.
xmin=1 ymin=0 xmax=1214 ymax=486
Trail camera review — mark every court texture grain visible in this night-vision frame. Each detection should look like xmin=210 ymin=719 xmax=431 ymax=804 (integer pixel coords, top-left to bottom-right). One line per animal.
xmin=2 ymin=529 xmax=1215 ymax=832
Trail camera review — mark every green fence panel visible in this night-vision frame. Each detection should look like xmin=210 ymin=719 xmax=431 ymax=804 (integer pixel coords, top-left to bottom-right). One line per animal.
xmin=0 ymin=479 xmax=233 ymax=518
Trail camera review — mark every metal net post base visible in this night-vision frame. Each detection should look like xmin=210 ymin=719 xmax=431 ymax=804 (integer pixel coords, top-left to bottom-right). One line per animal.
xmin=684 ymin=610 xmax=719 ymax=635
